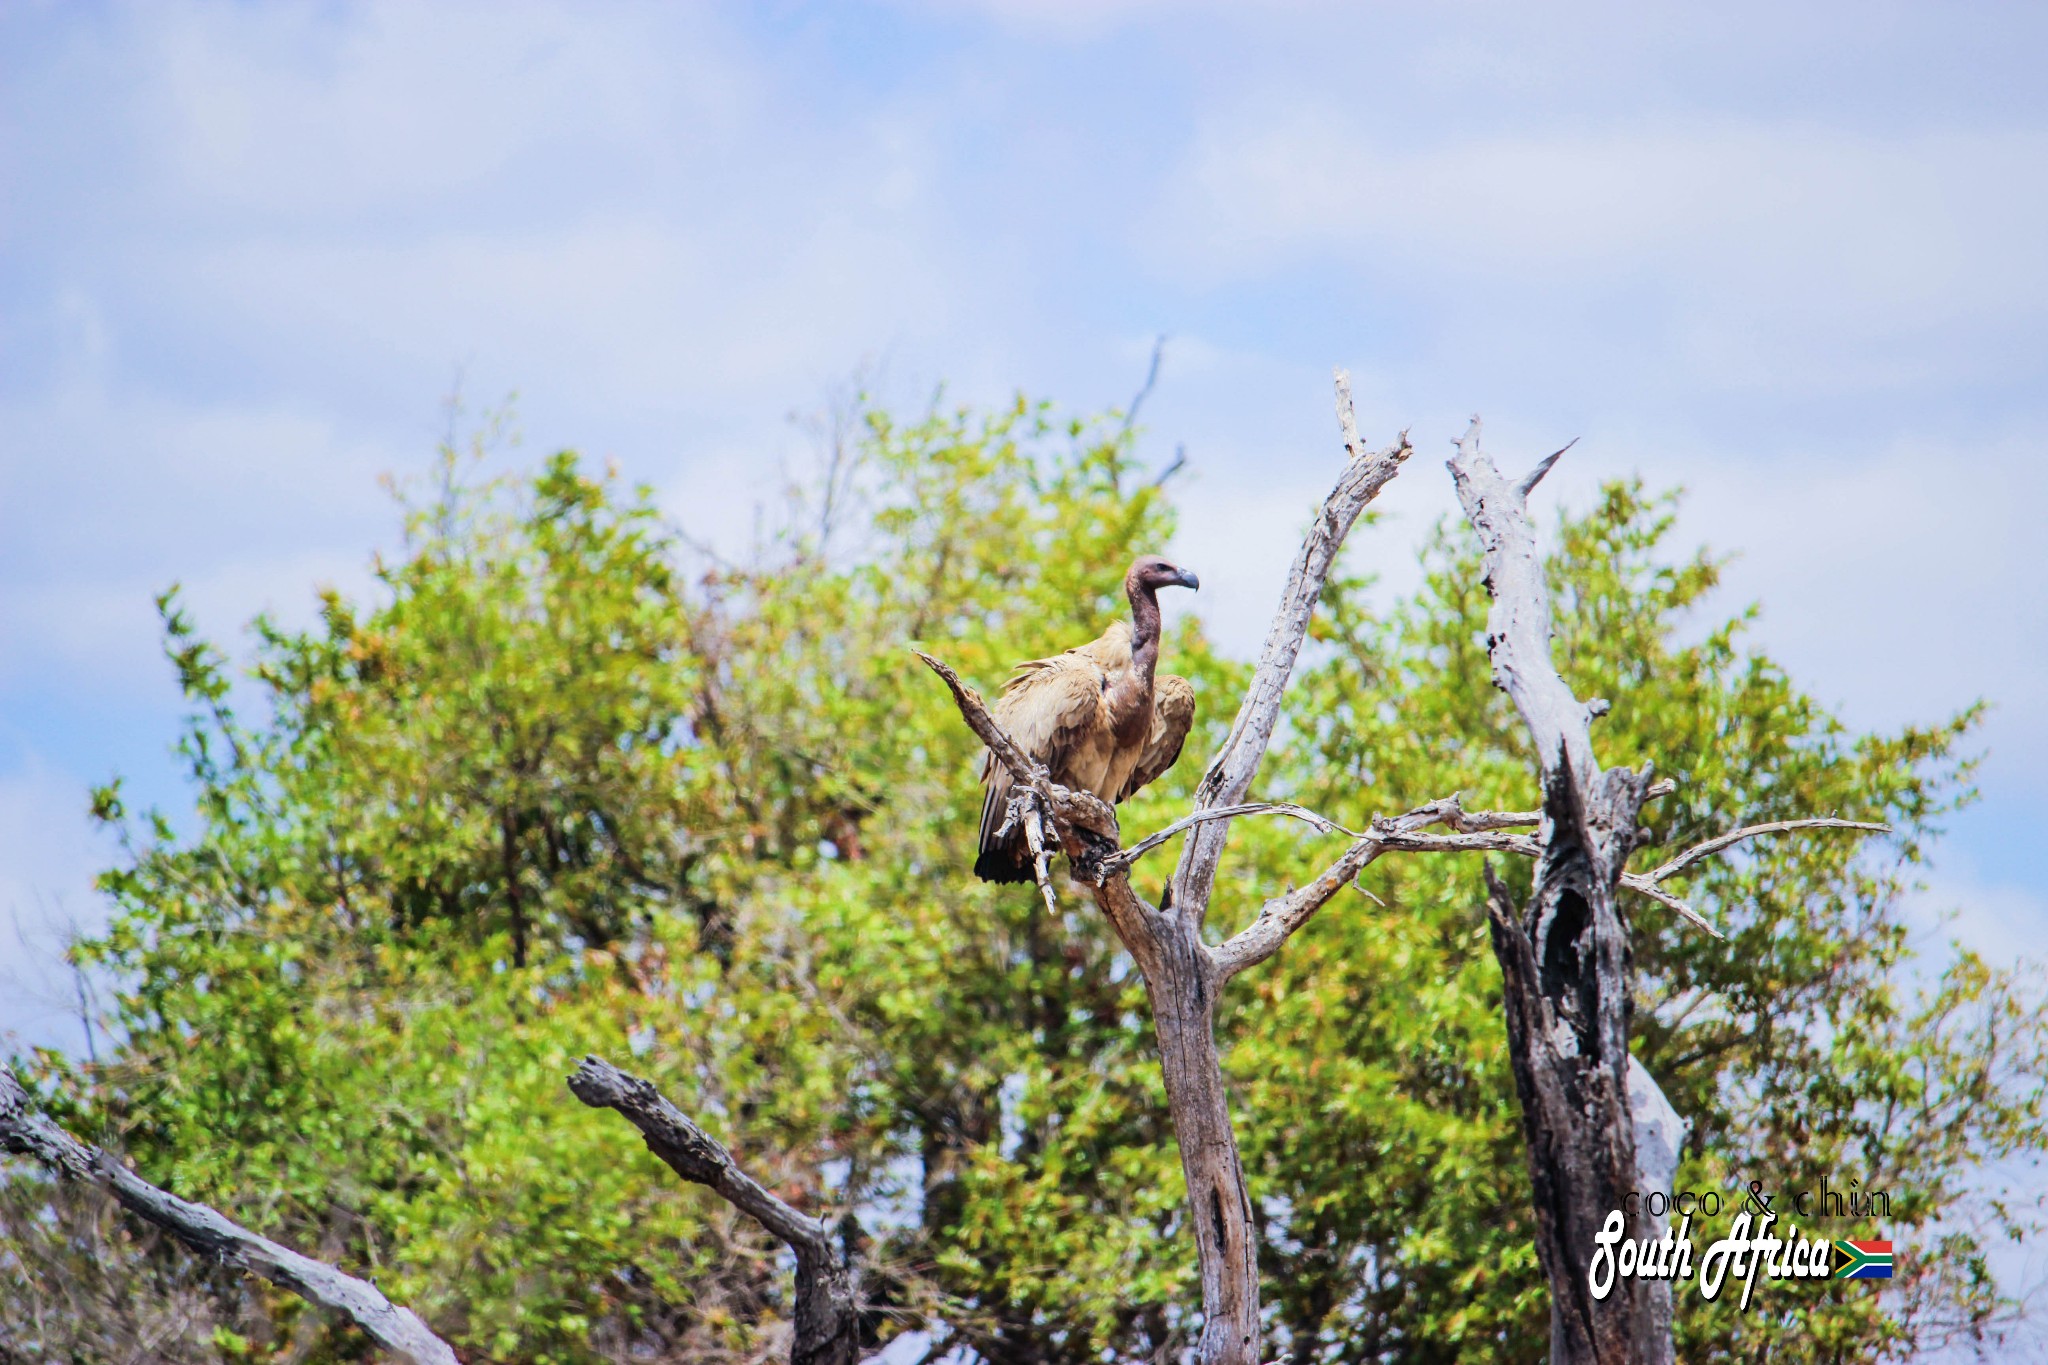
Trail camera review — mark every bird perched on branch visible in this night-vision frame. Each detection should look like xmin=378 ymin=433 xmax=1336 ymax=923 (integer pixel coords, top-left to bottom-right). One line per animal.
xmin=974 ymin=555 xmax=1200 ymax=884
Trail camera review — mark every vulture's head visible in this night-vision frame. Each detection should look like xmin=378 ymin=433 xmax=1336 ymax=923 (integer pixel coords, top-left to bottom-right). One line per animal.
xmin=1127 ymin=554 xmax=1200 ymax=596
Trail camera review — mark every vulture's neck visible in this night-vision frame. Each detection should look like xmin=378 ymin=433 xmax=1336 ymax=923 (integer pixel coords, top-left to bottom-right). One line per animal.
xmin=1107 ymin=579 xmax=1162 ymax=743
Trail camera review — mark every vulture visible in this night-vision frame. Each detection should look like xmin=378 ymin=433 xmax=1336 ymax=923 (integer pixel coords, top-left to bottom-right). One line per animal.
xmin=974 ymin=554 xmax=1200 ymax=884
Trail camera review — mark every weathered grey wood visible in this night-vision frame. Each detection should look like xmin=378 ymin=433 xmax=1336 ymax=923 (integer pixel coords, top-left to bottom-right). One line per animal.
xmin=1108 ymin=787 xmax=1620 ymax=877
xmin=568 ymin=1056 xmax=859 ymax=1365
xmin=1451 ymin=415 xmax=1662 ymax=1364
xmin=0 ymin=1068 xmax=456 ymax=1365
xmin=1628 ymin=1057 xmax=1685 ymax=1365
xmin=1168 ymin=372 xmax=1411 ymax=930
xmin=1447 ymin=419 xmax=1883 ymax=1364
xmin=1140 ymin=922 xmax=1259 ymax=1364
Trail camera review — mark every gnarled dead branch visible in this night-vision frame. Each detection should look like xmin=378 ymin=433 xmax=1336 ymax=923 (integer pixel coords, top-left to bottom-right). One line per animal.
xmin=567 ymin=1056 xmax=860 ymax=1365
xmin=0 ymin=1068 xmax=455 ymax=1365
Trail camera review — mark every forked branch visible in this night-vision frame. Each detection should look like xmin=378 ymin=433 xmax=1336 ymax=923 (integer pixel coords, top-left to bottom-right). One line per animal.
xmin=1207 ymin=789 xmax=1886 ymax=971
xmin=0 ymin=1069 xmax=456 ymax=1365
xmin=1213 ymin=795 xmax=1542 ymax=978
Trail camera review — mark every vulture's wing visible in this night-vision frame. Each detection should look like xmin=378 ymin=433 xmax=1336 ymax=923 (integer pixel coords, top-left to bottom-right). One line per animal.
xmin=1116 ymin=673 xmax=1196 ymax=802
xmin=974 ymin=648 xmax=1109 ymax=883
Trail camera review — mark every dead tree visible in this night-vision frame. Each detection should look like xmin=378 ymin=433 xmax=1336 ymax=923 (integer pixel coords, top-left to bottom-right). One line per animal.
xmin=1446 ymin=419 xmax=1881 ymax=1364
xmin=0 ymin=1068 xmax=456 ymax=1365
xmin=919 ymin=376 xmax=1883 ymax=1365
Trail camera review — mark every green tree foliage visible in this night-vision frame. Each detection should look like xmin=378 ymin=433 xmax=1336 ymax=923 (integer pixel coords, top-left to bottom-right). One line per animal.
xmin=4 ymin=401 xmax=2042 ymax=1364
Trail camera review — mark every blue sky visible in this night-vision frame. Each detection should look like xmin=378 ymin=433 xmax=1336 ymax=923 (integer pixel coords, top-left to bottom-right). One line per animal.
xmin=4 ymin=0 xmax=2047 ymax=1050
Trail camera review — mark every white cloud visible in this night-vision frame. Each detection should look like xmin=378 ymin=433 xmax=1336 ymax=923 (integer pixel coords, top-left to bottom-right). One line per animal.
xmin=127 ymin=1 xmax=751 ymax=224
xmin=1156 ymin=113 xmax=2048 ymax=392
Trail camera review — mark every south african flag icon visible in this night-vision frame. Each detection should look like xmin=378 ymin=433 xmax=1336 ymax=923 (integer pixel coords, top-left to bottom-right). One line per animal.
xmin=1834 ymin=1239 xmax=1894 ymax=1279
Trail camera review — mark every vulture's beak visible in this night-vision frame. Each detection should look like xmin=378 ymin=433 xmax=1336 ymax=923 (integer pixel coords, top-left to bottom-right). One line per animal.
xmin=1174 ymin=569 xmax=1201 ymax=591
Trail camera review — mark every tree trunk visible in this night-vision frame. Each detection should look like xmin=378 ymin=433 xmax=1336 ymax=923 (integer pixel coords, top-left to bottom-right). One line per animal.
xmin=923 ymin=383 xmax=1415 ymax=1365
xmin=1143 ymin=920 xmax=1259 ymax=1365
xmin=1452 ymin=420 xmax=1667 ymax=1364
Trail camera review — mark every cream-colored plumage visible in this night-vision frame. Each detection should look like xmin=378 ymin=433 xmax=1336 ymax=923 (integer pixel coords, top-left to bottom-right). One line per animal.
xmin=974 ymin=556 xmax=1200 ymax=885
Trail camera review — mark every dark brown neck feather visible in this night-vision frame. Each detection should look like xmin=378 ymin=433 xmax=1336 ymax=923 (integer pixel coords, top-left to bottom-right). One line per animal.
xmin=1108 ymin=573 xmax=1162 ymax=743
xmin=1126 ymin=576 xmax=1163 ymax=674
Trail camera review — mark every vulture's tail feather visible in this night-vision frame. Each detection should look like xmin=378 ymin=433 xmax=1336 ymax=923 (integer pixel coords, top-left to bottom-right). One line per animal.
xmin=974 ymin=839 xmax=1035 ymax=884
xmin=974 ymin=767 xmax=1037 ymax=885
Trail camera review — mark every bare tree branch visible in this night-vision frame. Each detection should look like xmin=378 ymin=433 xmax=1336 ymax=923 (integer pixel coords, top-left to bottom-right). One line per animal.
xmin=568 ymin=1056 xmax=860 ymax=1365
xmin=1105 ymin=802 xmax=1372 ymax=873
xmin=1517 ymin=437 xmax=1578 ymax=498
xmin=1205 ymin=784 xmax=1772 ymax=975
xmin=1143 ymin=782 xmax=1880 ymax=973
xmin=1149 ymin=442 xmax=1189 ymax=488
xmin=1641 ymin=816 xmax=1887 ymax=884
xmin=1113 ymin=785 xmax=1639 ymax=874
xmin=1116 ymin=334 xmax=1167 ymax=449
xmin=1449 ymin=417 xmax=1606 ymax=796
xmin=1169 ymin=370 xmax=1412 ymax=929
xmin=0 ymin=1068 xmax=456 ymax=1365
xmin=1212 ymin=796 xmax=1539 ymax=978
xmin=1617 ymin=876 xmax=1720 ymax=937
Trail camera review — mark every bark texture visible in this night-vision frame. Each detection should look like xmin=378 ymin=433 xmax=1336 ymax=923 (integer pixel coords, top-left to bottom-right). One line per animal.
xmin=0 ymin=1068 xmax=456 ymax=1365
xmin=1449 ymin=419 xmax=1678 ymax=1365
xmin=568 ymin=1056 xmax=860 ymax=1365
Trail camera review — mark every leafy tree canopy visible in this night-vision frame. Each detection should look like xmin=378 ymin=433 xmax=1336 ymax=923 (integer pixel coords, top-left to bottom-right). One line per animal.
xmin=4 ymin=396 xmax=2041 ymax=1364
